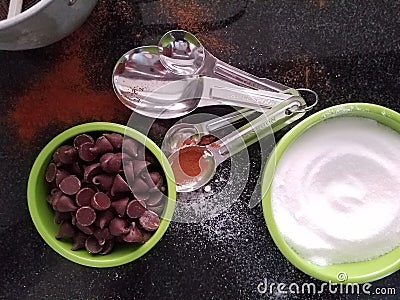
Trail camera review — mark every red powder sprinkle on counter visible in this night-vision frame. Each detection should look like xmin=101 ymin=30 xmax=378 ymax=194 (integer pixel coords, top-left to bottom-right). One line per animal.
xmin=9 ymin=25 xmax=131 ymax=144
xmin=158 ymin=0 xmax=236 ymax=53
xmin=159 ymin=0 xmax=205 ymax=32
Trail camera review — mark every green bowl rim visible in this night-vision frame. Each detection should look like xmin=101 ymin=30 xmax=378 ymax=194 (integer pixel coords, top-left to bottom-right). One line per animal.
xmin=27 ymin=122 xmax=176 ymax=268
xmin=262 ymin=103 xmax=400 ymax=283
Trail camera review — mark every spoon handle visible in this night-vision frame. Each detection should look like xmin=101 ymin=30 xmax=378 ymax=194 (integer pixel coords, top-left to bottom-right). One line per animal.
xmin=207 ymin=85 xmax=294 ymax=111
xmin=210 ymin=97 xmax=306 ymax=165
xmin=205 ymin=51 xmax=290 ymax=93
xmin=200 ymin=109 xmax=256 ymax=134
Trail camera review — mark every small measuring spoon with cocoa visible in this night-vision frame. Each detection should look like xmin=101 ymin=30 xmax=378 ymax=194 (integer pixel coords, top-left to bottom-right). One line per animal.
xmin=168 ymin=96 xmax=314 ymax=192
xmin=162 ymin=108 xmax=258 ymax=156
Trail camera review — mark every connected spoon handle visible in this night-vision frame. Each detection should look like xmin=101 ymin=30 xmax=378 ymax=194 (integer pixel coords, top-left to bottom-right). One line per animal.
xmin=209 ymin=97 xmax=306 ymax=165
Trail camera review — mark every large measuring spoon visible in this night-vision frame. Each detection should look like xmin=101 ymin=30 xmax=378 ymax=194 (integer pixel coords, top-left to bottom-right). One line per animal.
xmin=158 ymin=30 xmax=291 ymax=92
xmin=112 ymin=46 xmax=297 ymax=119
xmin=168 ymin=97 xmax=308 ymax=192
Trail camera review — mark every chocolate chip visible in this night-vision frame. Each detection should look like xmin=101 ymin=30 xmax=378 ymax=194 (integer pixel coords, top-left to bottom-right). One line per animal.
xmin=95 ymin=210 xmax=114 ymax=229
xmin=67 ymin=161 xmax=83 ymax=177
xmin=123 ymin=160 xmax=135 ymax=184
xmin=108 ymin=155 xmax=122 ymax=173
xmin=71 ymin=232 xmax=88 ymax=251
xmin=131 ymin=177 xmax=150 ymax=195
xmin=93 ymin=227 xmax=112 ymax=246
xmin=111 ymin=174 xmax=130 ymax=196
xmin=74 ymin=134 xmax=94 ymax=149
xmin=75 ymin=187 xmax=95 ymax=207
xmin=54 ymin=145 xmax=78 ymax=165
xmin=92 ymin=174 xmax=114 ymax=191
xmin=141 ymin=171 xmax=162 ymax=191
xmin=85 ymin=236 xmax=103 ymax=254
xmin=92 ymin=136 xmax=113 ymax=155
xmin=123 ymin=138 xmax=139 ymax=158
xmin=83 ymin=163 xmax=102 ymax=182
xmin=45 ymin=163 xmax=57 ymax=183
xmin=48 ymin=188 xmax=62 ymax=205
xmin=55 ymin=195 xmax=77 ymax=212
xmin=109 ymin=218 xmax=130 ymax=236
xmin=76 ymin=223 xmax=94 ymax=235
xmin=91 ymin=192 xmax=111 ymax=211
xmin=79 ymin=142 xmax=97 ymax=162
xmin=56 ymin=221 xmax=75 ymax=239
xmin=139 ymin=210 xmax=160 ymax=232
xmin=59 ymin=175 xmax=81 ymax=195
xmin=76 ymin=206 xmax=96 ymax=226
xmin=54 ymin=211 xmax=71 ymax=224
xmin=55 ymin=169 xmax=70 ymax=187
xmin=104 ymin=133 xmax=123 ymax=150
xmin=71 ymin=212 xmax=77 ymax=225
xmin=110 ymin=197 xmax=129 ymax=217
xmin=126 ymin=200 xmax=146 ymax=219
xmin=139 ymin=229 xmax=152 ymax=244
xmin=123 ymin=222 xmax=143 ymax=243
xmin=100 ymin=153 xmax=121 ymax=173
xmin=131 ymin=160 xmax=151 ymax=177
xmin=99 ymin=239 xmax=115 ymax=255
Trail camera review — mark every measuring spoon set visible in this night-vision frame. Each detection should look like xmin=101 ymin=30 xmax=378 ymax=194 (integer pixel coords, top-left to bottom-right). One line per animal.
xmin=112 ymin=30 xmax=318 ymax=192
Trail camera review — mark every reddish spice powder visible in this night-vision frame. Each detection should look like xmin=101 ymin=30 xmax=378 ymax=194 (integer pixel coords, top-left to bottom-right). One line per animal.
xmin=158 ymin=0 xmax=236 ymax=53
xmin=9 ymin=51 xmax=131 ymax=144
xmin=197 ymin=134 xmax=217 ymax=146
xmin=8 ymin=2 xmax=133 ymax=144
xmin=177 ymin=146 xmax=205 ymax=177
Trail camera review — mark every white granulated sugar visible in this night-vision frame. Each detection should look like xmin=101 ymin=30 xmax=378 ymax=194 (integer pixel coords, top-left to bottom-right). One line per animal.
xmin=204 ymin=185 xmax=211 ymax=193
xmin=271 ymin=117 xmax=400 ymax=266
xmin=173 ymin=153 xmax=251 ymax=223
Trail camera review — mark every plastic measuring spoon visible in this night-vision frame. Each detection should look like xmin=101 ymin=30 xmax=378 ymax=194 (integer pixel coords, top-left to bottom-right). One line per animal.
xmin=112 ymin=46 xmax=296 ymax=119
xmin=168 ymin=97 xmax=307 ymax=192
xmin=162 ymin=108 xmax=259 ymax=156
xmin=158 ymin=30 xmax=291 ymax=92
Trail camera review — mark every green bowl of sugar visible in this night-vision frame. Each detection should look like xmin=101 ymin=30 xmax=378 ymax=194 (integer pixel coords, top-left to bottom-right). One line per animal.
xmin=262 ymin=103 xmax=400 ymax=283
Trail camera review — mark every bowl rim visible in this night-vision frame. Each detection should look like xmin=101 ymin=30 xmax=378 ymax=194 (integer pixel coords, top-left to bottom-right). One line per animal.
xmin=262 ymin=103 xmax=400 ymax=283
xmin=0 ymin=0 xmax=53 ymax=29
xmin=27 ymin=122 xmax=176 ymax=268
xmin=0 ymin=0 xmax=98 ymax=29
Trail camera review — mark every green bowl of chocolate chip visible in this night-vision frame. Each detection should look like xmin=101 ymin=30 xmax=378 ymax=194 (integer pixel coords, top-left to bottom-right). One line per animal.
xmin=28 ymin=122 xmax=176 ymax=267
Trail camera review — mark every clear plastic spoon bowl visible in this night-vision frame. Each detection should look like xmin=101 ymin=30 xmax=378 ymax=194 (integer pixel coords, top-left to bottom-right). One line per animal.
xmin=112 ymin=46 xmax=295 ymax=119
xmin=158 ymin=30 xmax=291 ymax=92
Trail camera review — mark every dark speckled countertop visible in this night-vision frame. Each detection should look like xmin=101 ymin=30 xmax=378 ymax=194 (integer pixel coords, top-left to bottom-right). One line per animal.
xmin=1 ymin=0 xmax=399 ymax=299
